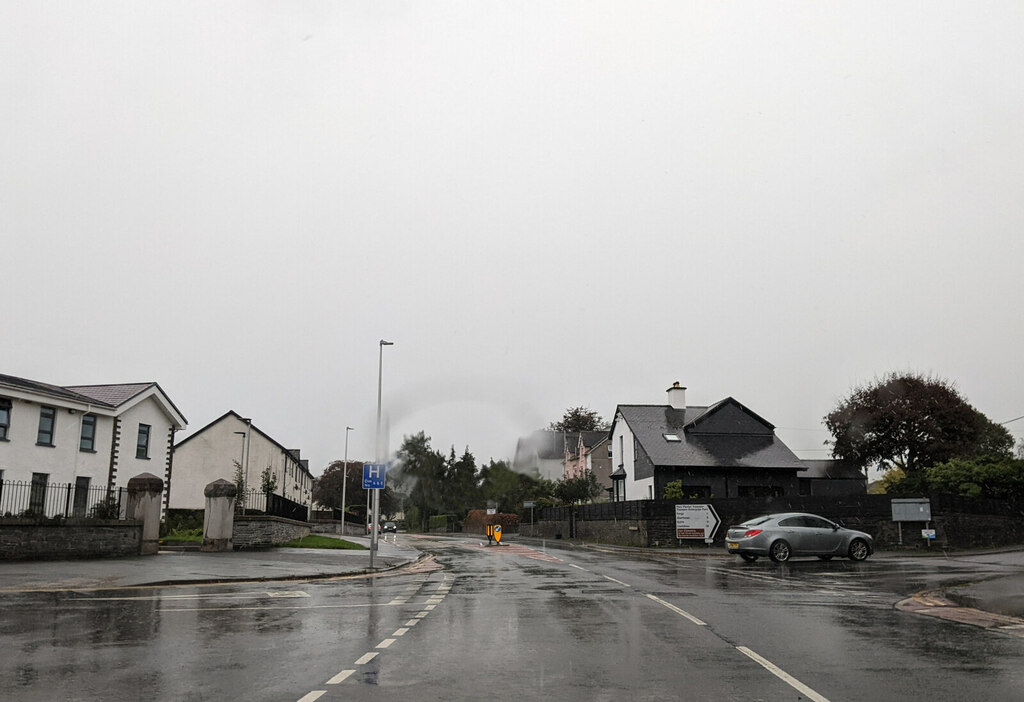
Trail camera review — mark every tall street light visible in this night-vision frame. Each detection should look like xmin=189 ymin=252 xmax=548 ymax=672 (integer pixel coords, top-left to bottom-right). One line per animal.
xmin=341 ymin=426 xmax=353 ymax=534
xmin=371 ymin=339 xmax=394 ymax=568
xmin=233 ymin=429 xmax=246 ymax=513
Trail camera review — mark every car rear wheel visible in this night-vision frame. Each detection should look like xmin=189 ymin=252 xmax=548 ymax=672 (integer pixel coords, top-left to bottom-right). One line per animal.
xmin=740 ymin=554 xmax=758 ymax=563
xmin=848 ymin=539 xmax=870 ymax=561
xmin=768 ymin=539 xmax=791 ymax=563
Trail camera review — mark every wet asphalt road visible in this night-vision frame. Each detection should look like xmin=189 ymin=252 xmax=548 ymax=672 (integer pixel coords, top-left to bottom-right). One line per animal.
xmin=2 ymin=535 xmax=1023 ymax=701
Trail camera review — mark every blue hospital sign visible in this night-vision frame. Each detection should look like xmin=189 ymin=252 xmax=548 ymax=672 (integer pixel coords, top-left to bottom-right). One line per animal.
xmin=362 ymin=463 xmax=387 ymax=490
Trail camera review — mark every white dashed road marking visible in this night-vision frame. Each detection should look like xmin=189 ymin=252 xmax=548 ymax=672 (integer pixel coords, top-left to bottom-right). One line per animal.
xmin=326 ymin=670 xmax=355 ymax=685
xmin=737 ymin=646 xmax=831 ymax=702
xmin=602 ymin=575 xmax=630 ymax=587
xmin=645 ymin=594 xmax=707 ymax=626
xmin=354 ymin=652 xmax=378 ymax=665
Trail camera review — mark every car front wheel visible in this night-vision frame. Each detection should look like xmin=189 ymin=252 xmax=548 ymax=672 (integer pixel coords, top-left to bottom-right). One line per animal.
xmin=769 ymin=539 xmax=791 ymax=563
xmin=848 ymin=539 xmax=870 ymax=561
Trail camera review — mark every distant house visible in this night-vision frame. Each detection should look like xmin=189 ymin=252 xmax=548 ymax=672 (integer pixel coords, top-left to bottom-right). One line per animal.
xmin=514 ymin=429 xmax=608 ymax=483
xmin=513 ymin=430 xmax=570 ymax=481
xmin=563 ymin=432 xmax=613 ymax=499
xmin=0 ymin=373 xmax=187 ymax=515
xmin=798 ymin=459 xmax=866 ymax=496
xmin=169 ymin=410 xmax=313 ymax=511
xmin=609 ymin=382 xmax=808 ymax=501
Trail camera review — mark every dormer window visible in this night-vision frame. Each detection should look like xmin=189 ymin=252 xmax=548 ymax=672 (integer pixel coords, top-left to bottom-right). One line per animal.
xmin=663 ymin=433 xmax=681 ymax=442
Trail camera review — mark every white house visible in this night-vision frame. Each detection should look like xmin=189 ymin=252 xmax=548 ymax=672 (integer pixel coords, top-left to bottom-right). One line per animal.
xmin=0 ymin=373 xmax=187 ymax=516
xmin=169 ymin=411 xmax=313 ymax=511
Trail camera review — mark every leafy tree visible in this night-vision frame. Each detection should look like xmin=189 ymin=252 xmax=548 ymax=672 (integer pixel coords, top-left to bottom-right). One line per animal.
xmin=553 ymin=472 xmax=603 ymax=505
xmin=478 ymin=459 xmax=548 ymax=514
xmin=312 ymin=460 xmax=367 ymax=512
xmin=233 ymin=460 xmax=246 ymax=514
xmin=260 ymin=465 xmax=278 ymax=496
xmin=824 ymin=372 xmax=1014 ymax=474
xmin=548 ymin=406 xmax=609 ymax=432
xmin=391 ymin=432 xmax=447 ymax=532
xmin=443 ymin=446 xmax=480 ymax=517
xmin=884 ymin=456 xmax=1024 ymax=502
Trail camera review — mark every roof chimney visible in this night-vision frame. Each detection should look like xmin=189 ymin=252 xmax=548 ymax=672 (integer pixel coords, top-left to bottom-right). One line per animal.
xmin=666 ymin=382 xmax=687 ymax=410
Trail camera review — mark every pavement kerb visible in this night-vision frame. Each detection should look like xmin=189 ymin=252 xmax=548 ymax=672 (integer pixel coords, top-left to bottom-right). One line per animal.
xmin=0 ymin=549 xmax=428 ymax=594
xmin=130 ymin=551 xmax=429 ymax=590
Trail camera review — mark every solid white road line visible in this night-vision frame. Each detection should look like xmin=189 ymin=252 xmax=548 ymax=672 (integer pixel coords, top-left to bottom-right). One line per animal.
xmin=736 ymin=646 xmax=831 ymax=702
xmin=570 ymin=564 xmax=587 ymax=570
xmin=645 ymin=594 xmax=707 ymax=626
xmin=354 ymin=652 xmax=378 ymax=665
xmin=377 ymin=638 xmax=396 ymax=649
xmin=326 ymin=670 xmax=355 ymax=685
xmin=297 ymin=691 xmax=326 ymax=702
xmin=602 ymin=575 xmax=630 ymax=587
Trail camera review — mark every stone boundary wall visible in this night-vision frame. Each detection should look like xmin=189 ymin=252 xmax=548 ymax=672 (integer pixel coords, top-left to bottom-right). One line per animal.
xmin=0 ymin=518 xmax=142 ymax=560
xmin=233 ymin=515 xmax=310 ymax=548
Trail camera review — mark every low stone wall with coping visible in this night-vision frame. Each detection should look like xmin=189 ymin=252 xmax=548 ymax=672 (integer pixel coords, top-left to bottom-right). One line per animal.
xmin=0 ymin=518 xmax=142 ymax=560
xmin=233 ymin=515 xmax=310 ymax=548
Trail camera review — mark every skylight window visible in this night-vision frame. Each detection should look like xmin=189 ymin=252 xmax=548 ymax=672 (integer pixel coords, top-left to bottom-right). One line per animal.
xmin=663 ymin=433 xmax=681 ymax=442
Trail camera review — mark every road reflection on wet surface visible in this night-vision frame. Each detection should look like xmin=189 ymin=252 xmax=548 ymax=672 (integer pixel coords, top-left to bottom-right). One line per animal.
xmin=2 ymin=538 xmax=1023 ymax=701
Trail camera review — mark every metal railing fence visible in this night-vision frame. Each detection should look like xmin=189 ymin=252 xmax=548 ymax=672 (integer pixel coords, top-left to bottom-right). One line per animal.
xmin=236 ymin=488 xmax=309 ymax=522
xmin=0 ymin=479 xmax=127 ymax=520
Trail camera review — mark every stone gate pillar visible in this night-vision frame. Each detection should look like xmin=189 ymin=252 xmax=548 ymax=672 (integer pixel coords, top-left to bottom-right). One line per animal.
xmin=126 ymin=472 xmax=164 ymax=556
xmin=202 ymin=479 xmax=237 ymax=552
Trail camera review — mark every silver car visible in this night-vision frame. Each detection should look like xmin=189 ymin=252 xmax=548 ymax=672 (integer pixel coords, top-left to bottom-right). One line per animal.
xmin=725 ymin=512 xmax=873 ymax=563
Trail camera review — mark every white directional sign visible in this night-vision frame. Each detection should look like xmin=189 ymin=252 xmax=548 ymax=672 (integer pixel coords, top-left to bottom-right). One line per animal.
xmin=675 ymin=504 xmax=721 ymax=542
xmin=362 ymin=463 xmax=387 ymax=490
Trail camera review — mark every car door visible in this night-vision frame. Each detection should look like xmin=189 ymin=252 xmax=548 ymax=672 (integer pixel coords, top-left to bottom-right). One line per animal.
xmin=776 ymin=516 xmax=809 ymax=553
xmin=802 ymin=515 xmax=843 ymax=554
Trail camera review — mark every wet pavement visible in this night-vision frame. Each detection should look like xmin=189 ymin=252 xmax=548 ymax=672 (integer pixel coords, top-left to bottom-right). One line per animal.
xmin=0 ymin=534 xmax=420 ymax=591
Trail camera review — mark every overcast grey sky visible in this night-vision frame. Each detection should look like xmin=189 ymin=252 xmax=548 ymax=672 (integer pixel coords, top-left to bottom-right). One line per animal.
xmin=3 ymin=2 xmax=1023 ymax=474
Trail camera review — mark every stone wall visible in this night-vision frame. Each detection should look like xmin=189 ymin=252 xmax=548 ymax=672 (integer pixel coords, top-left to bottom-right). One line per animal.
xmin=0 ymin=518 xmax=141 ymax=560
xmin=233 ymin=515 xmax=310 ymax=548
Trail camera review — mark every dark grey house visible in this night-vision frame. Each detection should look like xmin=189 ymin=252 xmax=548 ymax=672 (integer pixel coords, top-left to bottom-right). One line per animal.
xmin=609 ymin=383 xmax=810 ymax=501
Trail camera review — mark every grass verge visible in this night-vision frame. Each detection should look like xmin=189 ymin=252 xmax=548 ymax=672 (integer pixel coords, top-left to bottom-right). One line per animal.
xmin=278 ymin=535 xmax=366 ymax=550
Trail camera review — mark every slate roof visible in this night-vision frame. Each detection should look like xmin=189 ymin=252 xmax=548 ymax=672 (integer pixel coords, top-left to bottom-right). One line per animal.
xmin=616 ymin=399 xmax=805 ymax=471
xmin=65 ymin=383 xmax=155 ymax=407
xmin=0 ymin=374 xmax=186 ymax=427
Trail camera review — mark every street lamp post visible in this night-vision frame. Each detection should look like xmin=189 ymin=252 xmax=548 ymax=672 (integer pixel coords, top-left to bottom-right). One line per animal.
xmin=342 ymin=426 xmax=353 ymax=535
xmin=233 ymin=430 xmax=246 ymax=513
xmin=370 ymin=339 xmax=394 ymax=569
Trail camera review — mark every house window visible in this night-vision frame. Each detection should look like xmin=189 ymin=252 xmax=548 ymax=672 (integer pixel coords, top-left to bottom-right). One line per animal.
xmin=663 ymin=433 xmax=681 ymax=442
xmin=618 ymin=435 xmax=624 ymax=466
xmin=30 ymin=472 xmax=48 ymax=515
xmin=0 ymin=398 xmax=10 ymax=440
xmin=799 ymin=478 xmax=812 ymax=496
xmin=80 ymin=414 xmax=97 ymax=452
xmin=37 ymin=406 xmax=56 ymax=446
xmin=136 ymin=424 xmax=151 ymax=459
